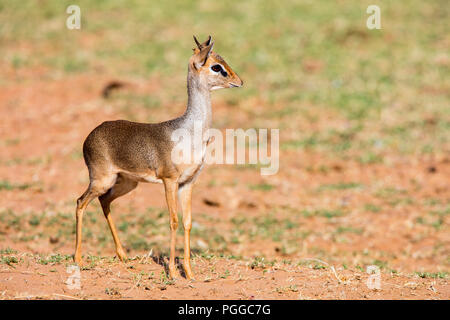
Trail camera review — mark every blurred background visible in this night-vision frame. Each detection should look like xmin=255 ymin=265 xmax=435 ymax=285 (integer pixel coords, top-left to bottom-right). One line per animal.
xmin=0 ymin=0 xmax=448 ymax=297
xmin=1 ymin=0 xmax=448 ymax=133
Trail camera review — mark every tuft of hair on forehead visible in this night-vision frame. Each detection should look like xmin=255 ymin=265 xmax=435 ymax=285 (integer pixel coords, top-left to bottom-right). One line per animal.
xmin=213 ymin=53 xmax=223 ymax=61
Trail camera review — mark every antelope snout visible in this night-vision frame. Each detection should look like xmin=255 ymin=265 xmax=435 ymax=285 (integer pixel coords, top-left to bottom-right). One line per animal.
xmin=230 ymin=79 xmax=243 ymax=88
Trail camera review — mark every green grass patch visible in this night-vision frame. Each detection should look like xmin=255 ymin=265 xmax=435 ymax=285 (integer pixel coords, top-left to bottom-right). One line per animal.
xmin=37 ymin=254 xmax=72 ymax=265
xmin=0 ymin=247 xmax=18 ymax=254
xmin=318 ymin=182 xmax=363 ymax=191
xmin=249 ymin=183 xmax=274 ymax=191
xmin=300 ymin=209 xmax=346 ymax=219
xmin=415 ymin=271 xmax=448 ymax=279
xmin=0 ymin=180 xmax=32 ymax=191
xmin=0 ymin=256 xmax=20 ymax=266
xmin=364 ymin=204 xmax=381 ymax=213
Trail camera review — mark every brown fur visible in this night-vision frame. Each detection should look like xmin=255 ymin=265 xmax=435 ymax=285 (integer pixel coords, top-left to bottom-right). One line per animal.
xmin=74 ymin=36 xmax=243 ymax=280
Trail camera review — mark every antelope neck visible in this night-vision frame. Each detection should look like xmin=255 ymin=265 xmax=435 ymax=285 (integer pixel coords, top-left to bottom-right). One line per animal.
xmin=182 ymin=71 xmax=212 ymax=131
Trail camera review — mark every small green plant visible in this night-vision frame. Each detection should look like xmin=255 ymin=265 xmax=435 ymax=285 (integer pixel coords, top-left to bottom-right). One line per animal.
xmin=301 ymin=209 xmax=345 ymax=218
xmin=38 ymin=254 xmax=72 ymax=265
xmin=364 ymin=204 xmax=381 ymax=213
xmin=318 ymin=182 xmax=363 ymax=191
xmin=372 ymin=260 xmax=388 ymax=270
xmin=159 ymin=271 xmax=175 ymax=286
xmin=0 ymin=180 xmax=31 ymax=191
xmin=358 ymin=153 xmax=383 ymax=164
xmin=356 ymin=265 xmax=365 ymax=272
xmin=220 ymin=269 xmax=231 ymax=279
xmin=276 ymin=284 xmax=298 ymax=293
xmin=335 ymin=226 xmax=364 ymax=235
xmin=430 ymin=207 xmax=450 ymax=217
xmin=105 ymin=287 xmax=121 ymax=296
xmin=318 ymin=209 xmax=345 ymax=219
xmin=1 ymin=256 xmax=19 ymax=266
xmin=0 ymin=248 xmax=18 ymax=254
xmin=415 ymin=271 xmax=448 ymax=279
xmin=250 ymin=256 xmax=269 ymax=270
xmin=249 ymin=183 xmax=274 ymax=191
xmin=28 ymin=214 xmax=42 ymax=226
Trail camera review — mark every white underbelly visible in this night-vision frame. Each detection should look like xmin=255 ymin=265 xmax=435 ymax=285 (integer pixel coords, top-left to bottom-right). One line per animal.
xmin=120 ymin=171 xmax=163 ymax=184
xmin=142 ymin=175 xmax=163 ymax=183
xmin=118 ymin=162 xmax=204 ymax=185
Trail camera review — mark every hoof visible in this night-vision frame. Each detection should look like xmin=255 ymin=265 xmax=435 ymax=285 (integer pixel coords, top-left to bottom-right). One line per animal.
xmin=74 ymin=255 xmax=83 ymax=266
xmin=116 ymin=249 xmax=128 ymax=262
xmin=185 ymin=270 xmax=195 ymax=281
xmin=169 ymin=267 xmax=179 ymax=280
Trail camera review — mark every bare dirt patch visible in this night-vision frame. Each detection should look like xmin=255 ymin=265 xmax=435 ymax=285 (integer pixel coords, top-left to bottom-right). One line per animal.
xmin=0 ymin=73 xmax=448 ymax=300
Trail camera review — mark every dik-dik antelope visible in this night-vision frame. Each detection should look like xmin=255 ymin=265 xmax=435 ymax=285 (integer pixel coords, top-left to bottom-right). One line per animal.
xmin=74 ymin=36 xmax=243 ymax=279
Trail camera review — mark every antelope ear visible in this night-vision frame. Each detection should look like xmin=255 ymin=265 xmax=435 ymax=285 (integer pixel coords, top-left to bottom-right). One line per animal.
xmin=193 ymin=41 xmax=214 ymax=69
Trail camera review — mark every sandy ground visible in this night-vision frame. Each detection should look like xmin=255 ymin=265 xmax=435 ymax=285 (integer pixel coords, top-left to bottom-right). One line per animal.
xmin=0 ymin=73 xmax=448 ymax=299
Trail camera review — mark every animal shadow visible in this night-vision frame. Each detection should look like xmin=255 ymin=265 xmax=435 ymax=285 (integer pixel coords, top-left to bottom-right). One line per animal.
xmin=151 ymin=252 xmax=186 ymax=279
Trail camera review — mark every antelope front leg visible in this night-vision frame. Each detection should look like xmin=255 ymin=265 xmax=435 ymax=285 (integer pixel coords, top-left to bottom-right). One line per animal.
xmin=163 ymin=178 xmax=179 ymax=279
xmin=179 ymin=183 xmax=194 ymax=280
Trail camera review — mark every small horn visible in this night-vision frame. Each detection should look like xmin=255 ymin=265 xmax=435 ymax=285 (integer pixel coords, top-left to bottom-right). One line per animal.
xmin=193 ymin=35 xmax=201 ymax=48
xmin=205 ymin=35 xmax=212 ymax=46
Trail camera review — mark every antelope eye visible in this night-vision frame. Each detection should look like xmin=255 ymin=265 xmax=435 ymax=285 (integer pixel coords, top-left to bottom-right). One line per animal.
xmin=211 ymin=64 xmax=228 ymax=77
xmin=211 ymin=64 xmax=222 ymax=72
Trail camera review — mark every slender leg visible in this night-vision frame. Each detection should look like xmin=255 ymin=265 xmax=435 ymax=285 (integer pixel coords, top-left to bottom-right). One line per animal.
xmin=163 ymin=178 xmax=179 ymax=279
xmin=179 ymin=183 xmax=194 ymax=280
xmin=99 ymin=176 xmax=138 ymax=262
xmin=74 ymin=189 xmax=98 ymax=264
xmin=74 ymin=175 xmax=117 ymax=265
